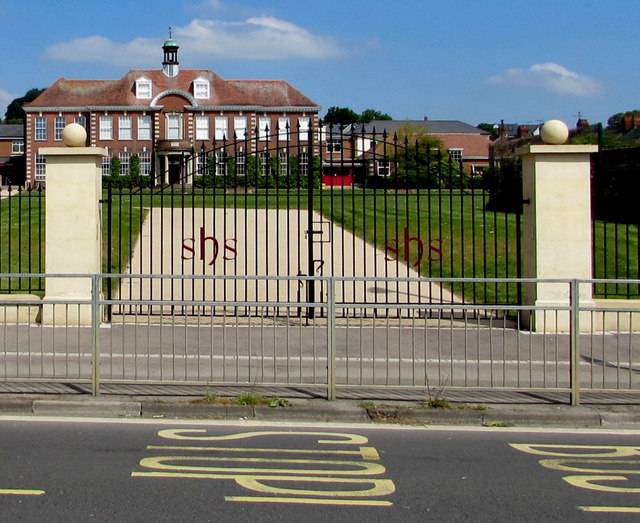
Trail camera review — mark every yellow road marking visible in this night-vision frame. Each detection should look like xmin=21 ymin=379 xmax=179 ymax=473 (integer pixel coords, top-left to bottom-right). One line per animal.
xmin=137 ymin=430 xmax=394 ymax=506
xmin=138 ymin=455 xmax=385 ymax=475
xmin=146 ymin=445 xmax=380 ymax=460
xmin=580 ymin=506 xmax=640 ymax=513
xmin=157 ymin=429 xmax=368 ymax=445
xmin=133 ymin=471 xmax=395 ymax=497
xmin=510 ymin=444 xmax=640 ymax=458
xmin=563 ymin=475 xmax=640 ymax=493
xmin=0 ymin=489 xmax=45 ymax=496
xmin=226 ymin=496 xmax=393 ymax=506
xmin=539 ymin=458 xmax=640 ymax=474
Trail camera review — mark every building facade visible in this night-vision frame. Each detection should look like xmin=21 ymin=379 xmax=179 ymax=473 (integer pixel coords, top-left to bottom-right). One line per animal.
xmin=0 ymin=124 xmax=25 ymax=186
xmin=321 ymin=119 xmax=491 ymax=186
xmin=24 ymin=39 xmax=321 ymax=186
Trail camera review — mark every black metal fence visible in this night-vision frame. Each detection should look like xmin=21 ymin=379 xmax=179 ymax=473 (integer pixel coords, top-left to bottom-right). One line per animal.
xmin=103 ymin=124 xmax=522 ymax=316
xmin=0 ymin=186 xmax=44 ymax=293
xmin=591 ymin=147 xmax=640 ymax=297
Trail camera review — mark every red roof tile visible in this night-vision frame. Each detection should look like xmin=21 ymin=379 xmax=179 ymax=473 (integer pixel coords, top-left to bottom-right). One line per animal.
xmin=26 ymin=69 xmax=319 ymax=109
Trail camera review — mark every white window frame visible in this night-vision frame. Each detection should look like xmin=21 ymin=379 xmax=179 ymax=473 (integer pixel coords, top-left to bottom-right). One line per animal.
xmin=195 ymin=154 xmax=204 ymax=176
xmin=140 ymin=151 xmax=152 ymax=176
xmin=136 ymin=78 xmax=152 ymax=99
xmin=214 ymin=116 xmax=228 ymax=141
xmin=299 ymin=151 xmax=309 ymax=176
xmin=259 ymin=117 xmax=271 ymax=141
xmin=12 ymin=141 xmax=24 ymax=154
xmin=99 ymin=116 xmax=113 ymax=140
xmin=102 ymin=152 xmax=112 ymax=176
xmin=35 ymin=117 xmax=46 ymax=141
xmin=278 ymin=117 xmax=290 ymax=141
xmin=74 ymin=116 xmax=86 ymax=128
xmin=119 ymin=152 xmax=130 ymax=176
xmin=260 ymin=151 xmax=271 ymax=176
xmin=195 ymin=116 xmax=209 ymax=140
xmin=216 ymin=151 xmax=228 ymax=176
xmin=193 ymin=78 xmax=210 ymax=99
xmin=279 ymin=151 xmax=288 ymax=175
xmin=138 ymin=116 xmax=152 ymax=141
xmin=235 ymin=150 xmax=246 ymax=176
xmin=298 ymin=117 xmax=310 ymax=141
xmin=119 ymin=116 xmax=132 ymax=140
xmin=35 ymin=153 xmax=46 ymax=181
xmin=234 ymin=116 xmax=247 ymax=140
xmin=377 ymin=159 xmax=391 ymax=177
xmin=448 ymin=148 xmax=463 ymax=161
xmin=54 ymin=116 xmax=66 ymax=141
xmin=327 ymin=138 xmax=341 ymax=153
xmin=166 ymin=114 xmax=181 ymax=140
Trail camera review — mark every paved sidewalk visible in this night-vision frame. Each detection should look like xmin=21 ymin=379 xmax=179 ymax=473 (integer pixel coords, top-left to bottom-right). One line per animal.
xmin=0 ymin=393 xmax=639 ymax=430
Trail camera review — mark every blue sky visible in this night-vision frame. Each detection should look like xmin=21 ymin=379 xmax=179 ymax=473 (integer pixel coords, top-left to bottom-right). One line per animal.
xmin=1 ymin=0 xmax=637 ymax=127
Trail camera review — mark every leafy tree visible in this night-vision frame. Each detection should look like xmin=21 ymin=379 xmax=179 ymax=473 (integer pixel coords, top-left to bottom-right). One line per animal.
xmin=359 ymin=109 xmax=392 ymax=123
xmin=606 ymin=110 xmax=640 ymax=132
xmin=4 ymin=88 xmax=46 ymax=123
xmin=323 ymin=106 xmax=392 ymax=125
xmin=323 ymin=106 xmax=359 ymax=126
xmin=477 ymin=123 xmax=496 ymax=134
xmin=110 ymin=156 xmax=121 ymax=177
xmin=130 ymin=154 xmax=140 ymax=177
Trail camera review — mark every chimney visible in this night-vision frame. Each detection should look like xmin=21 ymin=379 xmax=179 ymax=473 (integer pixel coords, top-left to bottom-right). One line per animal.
xmin=516 ymin=125 xmax=529 ymax=138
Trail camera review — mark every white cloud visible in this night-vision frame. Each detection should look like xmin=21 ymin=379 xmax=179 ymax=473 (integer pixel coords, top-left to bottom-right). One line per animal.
xmin=45 ymin=36 xmax=159 ymax=67
xmin=44 ymin=16 xmax=344 ymax=66
xmin=176 ymin=17 xmax=344 ymax=59
xmin=489 ymin=62 xmax=604 ymax=97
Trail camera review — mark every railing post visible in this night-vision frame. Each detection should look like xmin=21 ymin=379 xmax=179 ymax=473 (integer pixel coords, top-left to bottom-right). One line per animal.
xmin=570 ymin=279 xmax=581 ymax=406
xmin=326 ymin=277 xmax=336 ymax=400
xmin=516 ymin=127 xmax=597 ymax=332
xmin=40 ymin=127 xmax=107 ymax=325
xmin=91 ymin=273 xmax=101 ymax=396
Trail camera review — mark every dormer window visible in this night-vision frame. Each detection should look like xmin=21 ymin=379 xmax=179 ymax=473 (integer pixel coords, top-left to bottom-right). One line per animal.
xmin=136 ymin=77 xmax=152 ymax=99
xmin=193 ymin=77 xmax=210 ymax=99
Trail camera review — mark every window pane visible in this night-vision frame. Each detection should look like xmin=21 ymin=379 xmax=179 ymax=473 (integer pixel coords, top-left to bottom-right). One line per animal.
xmin=298 ymin=117 xmax=310 ymax=141
xmin=167 ymin=115 xmax=181 ymax=139
xmin=259 ymin=118 xmax=270 ymax=141
xmin=99 ymin=116 xmax=113 ymax=140
xmin=119 ymin=116 xmax=132 ymax=140
xmin=138 ymin=116 xmax=151 ymax=140
xmin=278 ymin=117 xmax=290 ymax=141
xmin=55 ymin=117 xmax=66 ymax=141
xmin=234 ymin=117 xmax=247 ymax=140
xmin=35 ymin=117 xmax=47 ymax=141
xmin=196 ymin=116 xmax=209 ymax=140
xmin=215 ymin=116 xmax=228 ymax=140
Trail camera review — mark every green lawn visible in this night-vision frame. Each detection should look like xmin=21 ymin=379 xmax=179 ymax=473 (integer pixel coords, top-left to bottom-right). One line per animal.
xmin=0 ymin=190 xmax=45 ymax=292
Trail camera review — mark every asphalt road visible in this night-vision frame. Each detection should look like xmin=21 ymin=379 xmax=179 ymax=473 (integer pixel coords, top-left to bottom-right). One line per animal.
xmin=0 ymin=418 xmax=639 ymax=522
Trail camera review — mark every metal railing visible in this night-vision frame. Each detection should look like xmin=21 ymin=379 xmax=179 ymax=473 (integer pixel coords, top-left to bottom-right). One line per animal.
xmin=0 ymin=274 xmax=639 ymax=404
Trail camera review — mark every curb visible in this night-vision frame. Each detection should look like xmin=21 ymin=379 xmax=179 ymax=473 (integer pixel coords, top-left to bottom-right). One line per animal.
xmin=0 ymin=396 xmax=638 ymax=429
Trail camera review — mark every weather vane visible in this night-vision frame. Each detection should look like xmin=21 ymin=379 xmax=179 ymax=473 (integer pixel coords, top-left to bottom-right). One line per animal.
xmin=168 ymin=27 xmax=173 ymax=39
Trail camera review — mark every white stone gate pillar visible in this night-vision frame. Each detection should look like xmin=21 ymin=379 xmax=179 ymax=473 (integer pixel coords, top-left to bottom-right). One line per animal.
xmin=40 ymin=125 xmax=107 ymax=325
xmin=516 ymin=121 xmax=597 ymax=331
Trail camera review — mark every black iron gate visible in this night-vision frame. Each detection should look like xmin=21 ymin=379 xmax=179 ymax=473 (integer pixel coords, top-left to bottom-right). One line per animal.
xmin=102 ymin=124 xmax=522 ymax=316
xmin=591 ymin=146 xmax=640 ymax=298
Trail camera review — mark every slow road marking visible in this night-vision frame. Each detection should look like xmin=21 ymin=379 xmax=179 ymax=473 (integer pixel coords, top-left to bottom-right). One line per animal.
xmin=133 ymin=429 xmax=395 ymax=506
xmin=511 ymin=443 xmax=640 ymax=514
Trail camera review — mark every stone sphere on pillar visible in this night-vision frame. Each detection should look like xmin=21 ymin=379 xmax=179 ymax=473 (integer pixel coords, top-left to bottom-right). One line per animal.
xmin=62 ymin=123 xmax=88 ymax=147
xmin=541 ymin=119 xmax=569 ymax=145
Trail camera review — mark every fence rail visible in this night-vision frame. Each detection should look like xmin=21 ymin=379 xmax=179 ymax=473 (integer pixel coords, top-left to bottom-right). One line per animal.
xmin=0 ymin=274 xmax=639 ymax=404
